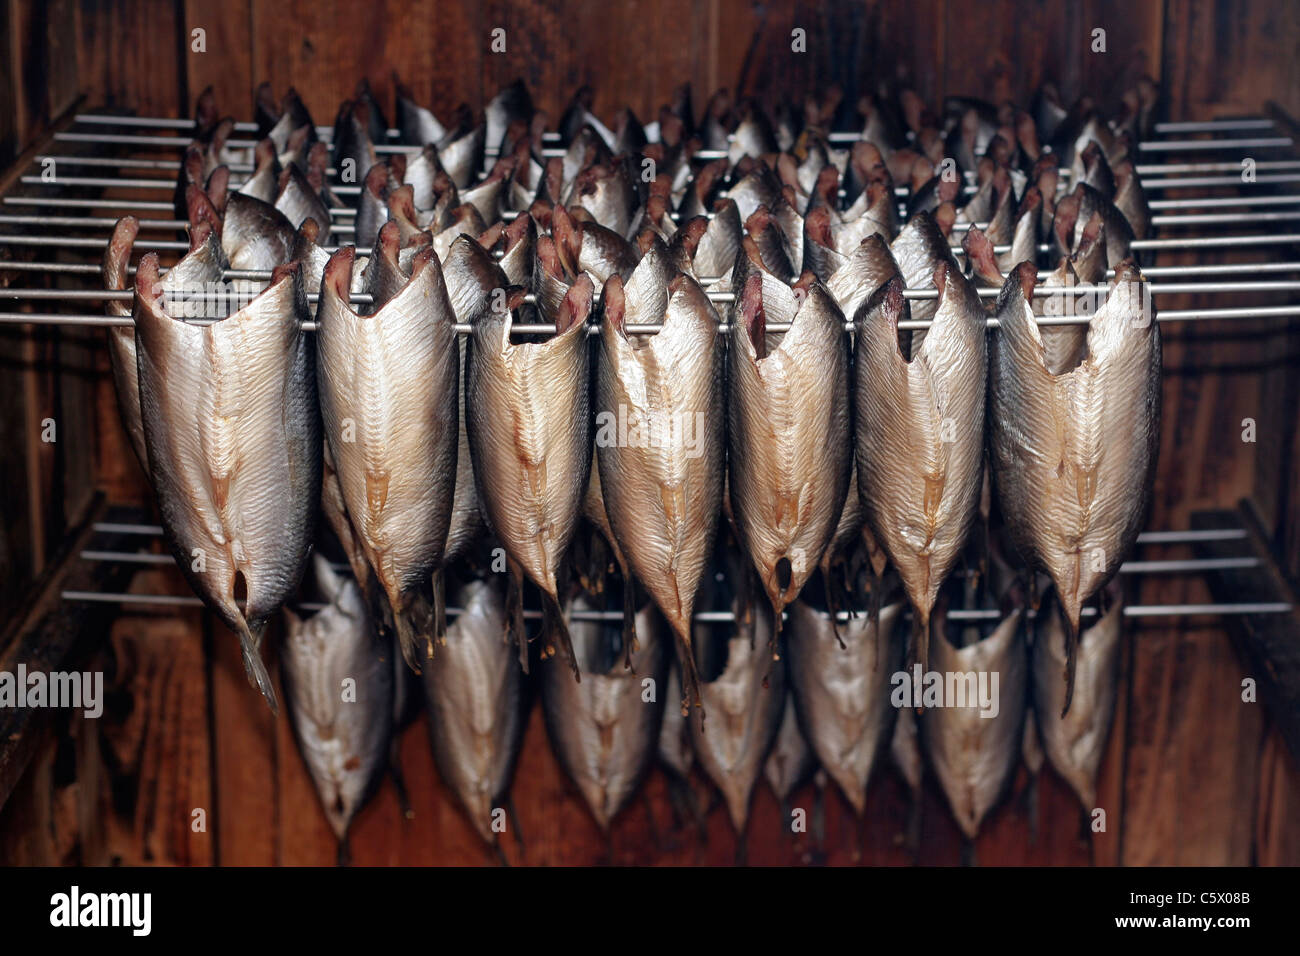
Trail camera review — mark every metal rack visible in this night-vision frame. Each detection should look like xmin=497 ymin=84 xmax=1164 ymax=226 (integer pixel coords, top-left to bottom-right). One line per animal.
xmin=0 ymin=105 xmax=1298 ymax=626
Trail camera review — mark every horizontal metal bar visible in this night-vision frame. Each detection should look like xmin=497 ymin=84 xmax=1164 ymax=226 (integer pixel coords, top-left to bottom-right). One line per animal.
xmin=1139 ymin=173 xmax=1300 ymax=188
xmin=77 ymin=548 xmax=1255 ymax=578
xmin=74 ymin=114 xmax=260 ymax=133
xmin=1149 ymin=211 xmax=1300 ymax=226
xmin=58 ymin=589 xmax=1292 ymax=619
xmin=89 ymin=522 xmax=1245 ymax=545
xmin=1152 ymin=118 xmax=1275 ymax=132
xmin=4 ymin=196 xmax=177 ymax=211
xmin=6 ymin=304 xmax=1300 ymax=331
xmin=1148 ymin=195 xmax=1300 ymax=210
xmin=1137 ymin=160 xmax=1300 ymax=176
xmin=1137 ymin=136 xmax=1293 ymax=150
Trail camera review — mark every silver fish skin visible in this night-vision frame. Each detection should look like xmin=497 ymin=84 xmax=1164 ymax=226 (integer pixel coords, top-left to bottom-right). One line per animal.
xmin=689 ymin=600 xmax=786 ymax=833
xmin=541 ymin=592 xmax=669 ymax=831
xmin=331 ymin=99 xmax=378 ymax=189
xmin=403 ymin=144 xmax=445 ymax=211
xmin=1033 ymin=584 xmax=1123 ymax=808
xmin=202 ymin=170 xmax=296 ymax=274
xmin=597 ymin=269 xmax=725 ymax=710
xmin=1113 ymin=159 xmax=1151 ymax=240
xmin=275 ymin=162 xmax=330 ymax=237
xmin=440 ymin=119 xmax=487 ymax=190
xmin=465 ymin=276 xmax=595 ymax=676
xmin=668 ymin=200 xmax=743 ymax=284
xmin=658 ymin=661 xmax=694 ymax=777
xmin=292 ymin=217 xmax=367 ymax=296
xmin=255 ymin=84 xmax=315 ymax=159
xmin=998 ymin=186 xmax=1042 ymax=275
xmin=422 ymin=576 xmax=524 ymax=846
xmin=103 ymin=216 xmax=229 ymax=474
xmin=281 ymin=554 xmax=393 ymax=845
xmin=729 ymin=258 xmax=852 ymax=656
xmin=822 ymin=230 xmax=901 ymax=324
xmin=891 ymin=703 xmax=923 ymax=795
xmin=919 ymin=604 xmax=1028 ymax=839
xmin=553 ymin=206 xmax=639 ymax=288
xmin=316 ymin=244 xmax=460 ymax=668
xmin=570 ymin=162 xmax=638 ymax=239
xmin=889 ymin=212 xmax=958 ymax=357
xmin=1072 ymin=183 xmax=1134 ymax=266
xmin=763 ymin=689 xmax=817 ymax=802
xmin=134 ymin=254 xmax=320 ymax=712
xmin=990 ymin=261 xmax=1159 ymax=711
xmin=441 ymin=235 xmax=511 ymax=563
xmin=238 ymin=138 xmax=281 ymax=204
xmin=485 ymin=79 xmax=533 ymax=156
xmin=787 ymin=600 xmax=904 ymax=813
xmin=854 ymin=264 xmax=987 ymax=674
xmin=396 ymin=84 xmax=447 ymax=146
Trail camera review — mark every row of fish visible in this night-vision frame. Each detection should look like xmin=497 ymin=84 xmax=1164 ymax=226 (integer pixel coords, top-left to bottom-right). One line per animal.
xmin=100 ymin=77 xmax=1158 ymax=852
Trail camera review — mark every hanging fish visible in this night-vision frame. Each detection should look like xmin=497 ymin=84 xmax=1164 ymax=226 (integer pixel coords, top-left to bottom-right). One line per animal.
xmin=728 ymin=248 xmax=851 ymax=659
xmin=541 ymin=588 xmax=669 ymax=831
xmin=919 ymin=589 xmax=1028 ymax=840
xmin=315 ymin=236 xmax=460 ymax=668
xmin=1032 ymin=582 xmax=1124 ymax=809
xmin=786 ymin=599 xmax=905 ymax=815
xmin=596 ymin=264 xmax=724 ymax=710
xmin=688 ymin=549 xmax=786 ymax=834
xmin=281 ymin=554 xmax=393 ymax=862
xmin=103 ymin=215 xmax=228 ymax=473
xmin=763 ymin=688 xmax=817 ymax=805
xmin=134 ymin=254 xmax=319 ymax=711
xmin=854 ymin=238 xmax=986 ymax=675
xmin=465 ymin=276 xmax=595 ymax=676
xmin=422 ymin=575 xmax=525 ymax=847
xmin=990 ymin=261 xmax=1159 ymax=711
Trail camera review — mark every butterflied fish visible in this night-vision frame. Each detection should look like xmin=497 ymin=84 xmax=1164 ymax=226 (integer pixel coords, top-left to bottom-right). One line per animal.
xmin=596 ymin=267 xmax=724 ymax=711
xmin=541 ymin=588 xmax=668 ymax=830
xmin=315 ymin=241 xmax=460 ymax=668
xmin=198 ymin=171 xmax=295 ymax=274
xmin=1113 ymin=159 xmax=1151 ymax=240
xmin=281 ymin=554 xmax=393 ymax=860
xmin=134 ymin=254 xmax=320 ymax=711
xmin=990 ymin=261 xmax=1159 ymax=712
xmin=239 ymin=138 xmax=281 ymax=204
xmin=787 ymin=599 xmax=904 ymax=814
xmin=440 ymin=235 xmax=509 ymax=563
xmin=275 ymin=162 xmax=331 ymax=237
xmin=396 ymin=82 xmax=447 ymax=146
xmin=763 ymin=689 xmax=816 ymax=803
xmin=688 ymin=549 xmax=786 ymax=834
xmin=422 ymin=576 xmax=524 ymax=846
xmin=668 ymin=200 xmax=743 ymax=284
xmin=1033 ymin=581 xmax=1123 ymax=809
xmin=103 ymin=215 xmax=228 ymax=473
xmin=729 ymin=252 xmax=851 ymax=656
xmin=854 ymin=257 xmax=986 ymax=675
xmin=919 ymin=589 xmax=1028 ymax=839
xmin=465 ymin=277 xmax=595 ymax=676
xmin=658 ymin=661 xmax=694 ymax=778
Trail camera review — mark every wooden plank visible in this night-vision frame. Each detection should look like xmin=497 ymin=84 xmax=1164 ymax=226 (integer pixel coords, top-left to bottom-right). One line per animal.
xmin=479 ymin=0 xmax=562 ymax=123
xmin=1255 ymin=726 xmax=1300 ymax=865
xmin=1193 ymin=505 xmax=1300 ymax=760
xmin=78 ymin=0 xmax=183 ymax=116
xmin=184 ymin=0 xmax=252 ymax=120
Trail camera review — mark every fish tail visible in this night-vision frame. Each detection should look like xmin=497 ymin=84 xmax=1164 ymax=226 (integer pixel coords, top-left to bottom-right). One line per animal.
xmin=1061 ymin=613 xmax=1080 ymax=717
xmin=506 ymin=563 xmax=529 ymax=674
xmin=336 ymin=832 xmax=352 ymax=867
xmin=762 ymin=598 xmax=784 ymax=688
xmin=673 ymin=628 xmax=705 ymax=722
xmin=393 ymin=599 xmax=428 ymax=674
xmin=621 ymin=570 xmax=639 ymax=669
xmin=541 ymin=590 xmax=581 ymax=683
xmin=236 ymin=620 xmax=279 ymax=715
xmin=912 ymin=609 xmax=930 ymax=712
xmin=431 ymin=567 xmax=446 ymax=644
xmin=822 ymin=561 xmax=847 ymax=649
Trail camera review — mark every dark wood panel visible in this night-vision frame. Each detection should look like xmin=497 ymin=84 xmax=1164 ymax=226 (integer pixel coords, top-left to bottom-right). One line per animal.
xmin=183 ymin=0 xmax=252 ymax=121
xmin=78 ymin=0 xmax=183 ymax=117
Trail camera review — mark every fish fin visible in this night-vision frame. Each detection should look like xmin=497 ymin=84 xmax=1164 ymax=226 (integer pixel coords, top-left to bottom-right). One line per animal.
xmin=622 ymin=570 xmax=638 ymax=669
xmin=506 ymin=563 xmax=529 ymax=674
xmin=237 ymin=621 xmax=278 ymax=715
xmin=431 ymin=567 xmax=446 ymax=644
xmin=1061 ymin=614 xmax=1079 ymax=716
xmin=674 ymin=628 xmax=705 ymax=720
xmin=542 ymin=590 xmax=580 ymax=683
xmin=822 ymin=563 xmax=847 ymax=650
xmin=393 ymin=596 xmax=429 ymax=674
xmin=911 ymin=609 xmax=929 ymax=713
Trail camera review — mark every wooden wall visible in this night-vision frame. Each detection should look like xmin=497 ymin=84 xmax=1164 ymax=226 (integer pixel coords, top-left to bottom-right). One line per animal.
xmin=0 ymin=0 xmax=1297 ymax=866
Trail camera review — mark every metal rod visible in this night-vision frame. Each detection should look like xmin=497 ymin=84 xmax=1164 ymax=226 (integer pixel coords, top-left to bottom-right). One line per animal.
xmin=5 ymin=304 xmax=1300 ymax=331
xmin=58 ymin=589 xmax=1292 ymax=619
xmin=1137 ymin=136 xmax=1293 ymax=150
xmin=4 ymin=196 xmax=177 ymax=211
xmin=6 ymin=279 xmax=1299 ymax=307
